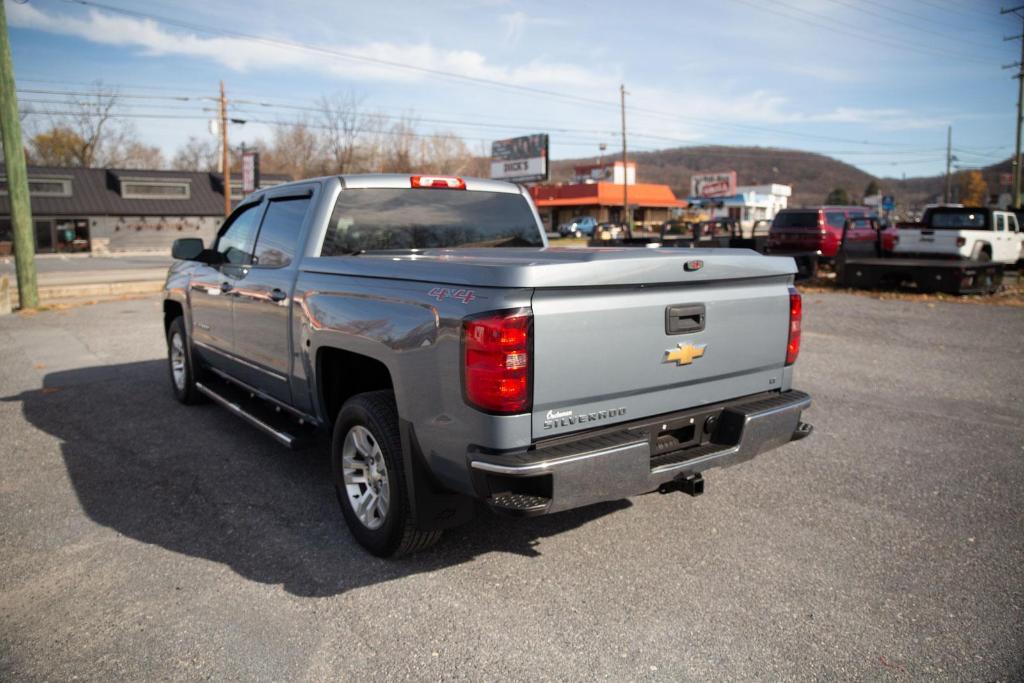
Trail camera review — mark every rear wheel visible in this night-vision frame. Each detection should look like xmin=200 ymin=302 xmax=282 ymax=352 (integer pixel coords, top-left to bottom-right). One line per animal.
xmin=331 ymin=391 xmax=441 ymax=557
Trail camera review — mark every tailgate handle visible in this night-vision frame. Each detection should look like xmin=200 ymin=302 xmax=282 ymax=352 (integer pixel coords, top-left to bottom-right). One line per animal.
xmin=666 ymin=304 xmax=705 ymax=335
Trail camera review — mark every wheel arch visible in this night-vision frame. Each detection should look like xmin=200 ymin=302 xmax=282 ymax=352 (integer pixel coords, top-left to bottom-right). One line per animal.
xmin=316 ymin=345 xmax=397 ymax=428
xmin=163 ymin=299 xmax=184 ymax=334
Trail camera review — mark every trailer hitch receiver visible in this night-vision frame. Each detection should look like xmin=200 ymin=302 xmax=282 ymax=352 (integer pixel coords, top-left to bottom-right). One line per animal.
xmin=658 ymin=472 xmax=704 ymax=497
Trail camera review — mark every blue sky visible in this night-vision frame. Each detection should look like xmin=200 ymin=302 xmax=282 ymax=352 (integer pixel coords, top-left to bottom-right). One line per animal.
xmin=6 ymin=0 xmax=1019 ymax=179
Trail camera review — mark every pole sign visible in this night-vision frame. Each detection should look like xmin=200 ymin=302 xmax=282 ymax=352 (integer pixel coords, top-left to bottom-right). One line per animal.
xmin=690 ymin=171 xmax=737 ymax=198
xmin=490 ymin=134 xmax=549 ymax=183
xmin=241 ymin=151 xmax=259 ymax=195
xmin=881 ymin=195 xmax=895 ymax=212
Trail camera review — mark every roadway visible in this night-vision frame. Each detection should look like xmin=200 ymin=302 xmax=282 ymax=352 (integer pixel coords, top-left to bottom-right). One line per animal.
xmin=0 ymin=292 xmax=1021 ymax=679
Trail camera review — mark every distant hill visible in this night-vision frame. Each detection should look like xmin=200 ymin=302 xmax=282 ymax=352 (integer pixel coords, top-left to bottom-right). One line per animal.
xmin=549 ymin=145 xmax=1010 ymax=211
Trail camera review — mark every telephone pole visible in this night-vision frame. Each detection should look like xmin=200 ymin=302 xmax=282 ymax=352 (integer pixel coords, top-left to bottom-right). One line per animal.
xmin=620 ymin=84 xmax=630 ymax=238
xmin=1002 ymin=5 xmax=1024 ymax=208
xmin=0 ymin=0 xmax=37 ymax=309
xmin=944 ymin=125 xmax=953 ymax=204
xmin=219 ymin=80 xmax=231 ymax=217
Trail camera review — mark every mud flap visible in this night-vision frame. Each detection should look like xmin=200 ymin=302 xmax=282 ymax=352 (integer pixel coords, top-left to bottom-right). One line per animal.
xmin=399 ymin=420 xmax=476 ymax=532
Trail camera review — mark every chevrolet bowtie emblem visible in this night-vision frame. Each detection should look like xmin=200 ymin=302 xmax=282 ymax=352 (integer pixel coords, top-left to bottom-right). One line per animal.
xmin=665 ymin=343 xmax=706 ymax=366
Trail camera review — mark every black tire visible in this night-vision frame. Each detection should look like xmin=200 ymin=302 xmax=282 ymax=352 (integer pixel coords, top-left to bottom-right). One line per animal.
xmin=166 ymin=317 xmax=204 ymax=405
xmin=331 ymin=391 xmax=441 ymax=557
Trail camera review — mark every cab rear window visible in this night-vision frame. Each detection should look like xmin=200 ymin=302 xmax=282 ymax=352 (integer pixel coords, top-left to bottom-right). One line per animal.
xmin=320 ymin=188 xmax=543 ymax=254
xmin=772 ymin=211 xmax=818 ymax=229
xmin=927 ymin=210 xmax=989 ymax=230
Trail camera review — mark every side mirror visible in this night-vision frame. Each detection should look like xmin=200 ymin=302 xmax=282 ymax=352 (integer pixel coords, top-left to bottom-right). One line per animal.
xmin=172 ymin=238 xmax=205 ymax=261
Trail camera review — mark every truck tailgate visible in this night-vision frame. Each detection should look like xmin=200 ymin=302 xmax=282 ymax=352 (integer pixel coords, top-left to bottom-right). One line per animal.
xmin=895 ymin=228 xmax=964 ymax=257
xmin=531 ymin=279 xmax=792 ymax=438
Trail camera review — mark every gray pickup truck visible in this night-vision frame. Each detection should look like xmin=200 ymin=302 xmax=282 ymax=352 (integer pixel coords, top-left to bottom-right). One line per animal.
xmin=163 ymin=174 xmax=812 ymax=557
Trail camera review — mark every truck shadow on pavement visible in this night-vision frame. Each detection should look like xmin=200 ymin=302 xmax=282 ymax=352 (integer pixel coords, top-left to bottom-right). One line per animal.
xmin=5 ymin=360 xmax=629 ymax=598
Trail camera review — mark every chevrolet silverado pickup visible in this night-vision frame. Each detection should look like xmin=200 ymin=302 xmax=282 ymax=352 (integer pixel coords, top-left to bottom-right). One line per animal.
xmin=163 ymin=174 xmax=812 ymax=557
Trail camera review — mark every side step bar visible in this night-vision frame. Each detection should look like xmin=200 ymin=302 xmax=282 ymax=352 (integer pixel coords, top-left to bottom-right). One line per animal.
xmin=486 ymin=492 xmax=552 ymax=517
xmin=196 ymin=381 xmax=307 ymax=449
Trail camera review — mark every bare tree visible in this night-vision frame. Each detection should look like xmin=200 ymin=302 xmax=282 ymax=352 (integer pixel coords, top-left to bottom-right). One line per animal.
xmin=318 ymin=92 xmax=362 ymax=174
xmin=259 ymin=119 xmax=322 ymax=179
xmin=25 ymin=82 xmax=163 ymax=168
xmin=381 ymin=113 xmax=419 ymax=173
xmin=357 ymin=112 xmax=389 ymax=173
xmin=417 ymin=132 xmax=474 ymax=175
xmin=111 ymin=141 xmax=165 ymax=170
xmin=171 ymin=136 xmax=220 ymax=172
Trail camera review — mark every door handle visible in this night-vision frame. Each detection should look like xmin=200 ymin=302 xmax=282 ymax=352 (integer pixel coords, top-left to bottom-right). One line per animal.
xmin=220 ymin=281 xmax=233 ymax=294
xmin=270 ymin=288 xmax=287 ymax=302
xmin=666 ymin=303 xmax=706 ymax=335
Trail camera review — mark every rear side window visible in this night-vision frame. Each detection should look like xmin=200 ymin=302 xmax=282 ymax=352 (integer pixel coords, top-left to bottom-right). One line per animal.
xmin=928 ymin=210 xmax=989 ymax=230
xmin=995 ymin=214 xmax=1006 ymax=232
xmin=824 ymin=211 xmax=846 ymax=227
xmin=253 ymin=197 xmax=311 ymax=268
xmin=321 ymin=189 xmax=543 ymax=254
xmin=216 ymin=203 xmax=262 ymax=265
xmin=771 ymin=211 xmax=818 ymax=228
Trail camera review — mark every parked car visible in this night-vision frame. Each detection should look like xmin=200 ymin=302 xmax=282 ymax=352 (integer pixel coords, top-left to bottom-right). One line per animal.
xmin=558 ymin=215 xmax=598 ymax=237
xmin=894 ymin=206 xmax=1023 ymax=264
xmin=164 ymin=173 xmax=812 ymax=557
xmin=767 ymin=206 xmax=877 ymax=259
xmin=592 ymin=222 xmax=624 ymax=240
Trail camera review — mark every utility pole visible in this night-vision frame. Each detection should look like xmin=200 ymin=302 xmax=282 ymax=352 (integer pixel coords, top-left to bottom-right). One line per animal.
xmin=944 ymin=125 xmax=953 ymax=204
xmin=219 ymin=80 xmax=231 ymax=217
xmin=620 ymin=84 xmax=631 ymax=238
xmin=1002 ymin=6 xmax=1024 ymax=208
xmin=0 ymin=0 xmax=37 ymax=309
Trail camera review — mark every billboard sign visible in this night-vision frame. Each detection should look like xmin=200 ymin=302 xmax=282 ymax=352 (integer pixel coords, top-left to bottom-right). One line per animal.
xmin=491 ymin=134 xmax=549 ymax=183
xmin=690 ymin=171 xmax=737 ymax=198
xmin=241 ymin=151 xmax=259 ymax=195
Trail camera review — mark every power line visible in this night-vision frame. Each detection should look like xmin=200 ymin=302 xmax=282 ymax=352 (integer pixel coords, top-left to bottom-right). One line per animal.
xmin=59 ymin=0 xmax=617 ymax=111
xmin=856 ymin=0 xmax=1008 ymax=35
xmin=909 ymin=0 xmax=1012 ymax=24
xmin=821 ymin=0 xmax=1010 ymax=55
xmin=18 ymin=81 xmax=942 ymax=150
xmin=53 ymin=0 xmax=954 ymax=150
xmin=728 ymin=0 xmax=999 ymax=66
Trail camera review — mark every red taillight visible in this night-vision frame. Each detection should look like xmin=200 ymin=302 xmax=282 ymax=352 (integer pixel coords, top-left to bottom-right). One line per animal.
xmin=956 ymin=236 xmax=966 ymax=247
xmin=410 ymin=175 xmax=466 ymax=190
xmin=462 ymin=309 xmax=532 ymax=414
xmin=786 ymin=287 xmax=802 ymax=366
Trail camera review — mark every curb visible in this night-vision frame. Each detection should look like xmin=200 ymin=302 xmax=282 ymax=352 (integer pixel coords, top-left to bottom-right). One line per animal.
xmin=10 ymin=280 xmax=165 ymax=305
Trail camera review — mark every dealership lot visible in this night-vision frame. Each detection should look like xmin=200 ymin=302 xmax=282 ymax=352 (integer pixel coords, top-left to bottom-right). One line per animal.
xmin=0 ymin=293 xmax=1021 ymax=679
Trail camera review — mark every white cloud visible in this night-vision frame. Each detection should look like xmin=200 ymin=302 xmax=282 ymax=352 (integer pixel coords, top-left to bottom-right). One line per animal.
xmin=6 ymin=0 xmax=952 ymax=153
xmin=8 ymin=2 xmax=602 ymax=90
xmin=499 ymin=11 xmax=566 ymax=45
xmin=500 ymin=11 xmax=527 ymax=45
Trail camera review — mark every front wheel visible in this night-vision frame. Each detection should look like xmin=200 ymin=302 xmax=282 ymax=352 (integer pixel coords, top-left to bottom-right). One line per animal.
xmin=331 ymin=391 xmax=441 ymax=557
xmin=166 ymin=317 xmax=204 ymax=405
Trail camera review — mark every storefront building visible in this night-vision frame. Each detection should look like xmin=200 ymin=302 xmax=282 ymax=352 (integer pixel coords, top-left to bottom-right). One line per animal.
xmin=529 ymin=162 xmax=687 ymax=232
xmin=0 ymin=166 xmax=287 ymax=255
xmin=689 ymin=184 xmax=792 ymax=232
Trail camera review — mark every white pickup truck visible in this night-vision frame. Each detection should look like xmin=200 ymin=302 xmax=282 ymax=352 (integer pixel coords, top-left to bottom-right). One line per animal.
xmin=894 ymin=206 xmax=1023 ymax=264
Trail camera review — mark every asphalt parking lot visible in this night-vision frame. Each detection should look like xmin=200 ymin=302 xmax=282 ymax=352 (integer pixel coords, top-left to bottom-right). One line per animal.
xmin=1 ymin=292 xmax=1022 ymax=680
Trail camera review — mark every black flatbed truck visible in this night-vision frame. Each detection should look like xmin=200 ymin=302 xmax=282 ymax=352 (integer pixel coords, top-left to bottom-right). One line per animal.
xmin=834 ymin=218 xmax=1004 ymax=295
